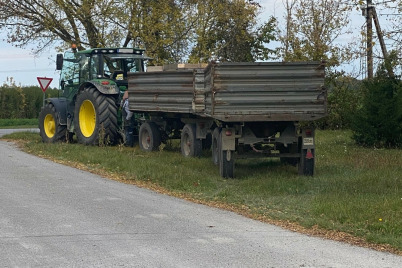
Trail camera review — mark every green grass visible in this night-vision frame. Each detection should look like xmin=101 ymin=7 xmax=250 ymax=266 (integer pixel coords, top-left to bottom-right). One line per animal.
xmin=0 ymin=118 xmax=38 ymax=128
xmin=2 ymin=130 xmax=401 ymax=253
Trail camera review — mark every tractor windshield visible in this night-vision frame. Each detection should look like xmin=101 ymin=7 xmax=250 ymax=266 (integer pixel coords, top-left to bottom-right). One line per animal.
xmin=102 ymin=54 xmax=144 ymax=80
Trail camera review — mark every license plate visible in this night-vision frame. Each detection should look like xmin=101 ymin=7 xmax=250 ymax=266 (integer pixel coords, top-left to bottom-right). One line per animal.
xmin=303 ymin=138 xmax=314 ymax=146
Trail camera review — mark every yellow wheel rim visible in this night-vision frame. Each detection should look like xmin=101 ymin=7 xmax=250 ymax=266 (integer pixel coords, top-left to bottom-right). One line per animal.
xmin=79 ymin=100 xmax=96 ymax=138
xmin=44 ymin=114 xmax=56 ymax=138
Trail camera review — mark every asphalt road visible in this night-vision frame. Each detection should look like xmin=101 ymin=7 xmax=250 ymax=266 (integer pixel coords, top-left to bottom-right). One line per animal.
xmin=0 ymin=129 xmax=401 ymax=267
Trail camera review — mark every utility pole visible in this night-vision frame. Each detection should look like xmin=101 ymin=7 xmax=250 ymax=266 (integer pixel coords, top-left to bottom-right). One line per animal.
xmin=367 ymin=0 xmax=374 ymax=79
xmin=372 ymin=7 xmax=395 ymax=78
xmin=362 ymin=0 xmax=395 ymax=79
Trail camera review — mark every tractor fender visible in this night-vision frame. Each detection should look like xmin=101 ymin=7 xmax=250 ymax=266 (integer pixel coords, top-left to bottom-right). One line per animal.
xmin=45 ymin=98 xmax=68 ymax=125
xmin=79 ymin=81 xmax=119 ymax=95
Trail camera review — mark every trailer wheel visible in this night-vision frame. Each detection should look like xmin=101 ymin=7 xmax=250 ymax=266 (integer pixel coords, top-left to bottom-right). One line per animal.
xmin=39 ymin=102 xmax=66 ymax=143
xmin=181 ymin=124 xmax=202 ymax=157
xmin=74 ymin=86 xmax=118 ymax=145
xmin=139 ymin=122 xmax=161 ymax=152
xmin=219 ymin=132 xmax=235 ymax=178
xmin=211 ymin=128 xmax=221 ymax=165
xmin=298 ymin=149 xmax=314 ymax=176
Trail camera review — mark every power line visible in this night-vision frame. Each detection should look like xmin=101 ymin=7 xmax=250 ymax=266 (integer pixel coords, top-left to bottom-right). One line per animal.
xmin=0 ymin=68 xmax=55 ymax=73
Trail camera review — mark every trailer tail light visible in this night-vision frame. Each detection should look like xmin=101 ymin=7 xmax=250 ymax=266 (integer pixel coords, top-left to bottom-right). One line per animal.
xmin=305 ymin=129 xmax=313 ymax=137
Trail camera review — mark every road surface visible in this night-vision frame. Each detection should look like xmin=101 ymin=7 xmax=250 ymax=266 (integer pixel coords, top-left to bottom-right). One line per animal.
xmin=0 ymin=129 xmax=401 ymax=267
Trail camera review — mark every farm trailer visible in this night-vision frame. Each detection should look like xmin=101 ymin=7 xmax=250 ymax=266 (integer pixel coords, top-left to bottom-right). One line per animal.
xmin=127 ymin=62 xmax=327 ymax=178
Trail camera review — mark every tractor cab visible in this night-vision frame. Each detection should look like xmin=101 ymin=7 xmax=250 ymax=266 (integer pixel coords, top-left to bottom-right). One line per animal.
xmin=56 ymin=47 xmax=149 ymax=101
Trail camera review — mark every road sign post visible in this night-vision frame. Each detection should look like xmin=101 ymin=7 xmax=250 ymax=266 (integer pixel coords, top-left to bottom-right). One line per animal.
xmin=37 ymin=77 xmax=53 ymax=107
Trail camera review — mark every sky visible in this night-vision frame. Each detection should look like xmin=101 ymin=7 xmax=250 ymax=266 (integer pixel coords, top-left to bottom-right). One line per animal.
xmin=0 ymin=0 xmax=383 ymax=87
xmin=0 ymin=40 xmax=59 ymax=87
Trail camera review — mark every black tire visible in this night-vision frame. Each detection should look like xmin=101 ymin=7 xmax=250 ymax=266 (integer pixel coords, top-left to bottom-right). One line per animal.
xmin=181 ymin=124 xmax=202 ymax=157
xmin=139 ymin=122 xmax=161 ymax=152
xmin=298 ymin=149 xmax=314 ymax=176
xmin=38 ymin=102 xmax=66 ymax=143
xmin=74 ymin=86 xmax=118 ymax=145
xmin=211 ymin=128 xmax=221 ymax=165
xmin=219 ymin=132 xmax=235 ymax=178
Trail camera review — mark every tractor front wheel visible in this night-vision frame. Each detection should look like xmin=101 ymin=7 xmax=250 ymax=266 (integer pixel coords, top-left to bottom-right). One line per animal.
xmin=38 ymin=102 xmax=66 ymax=143
xmin=74 ymin=86 xmax=118 ymax=145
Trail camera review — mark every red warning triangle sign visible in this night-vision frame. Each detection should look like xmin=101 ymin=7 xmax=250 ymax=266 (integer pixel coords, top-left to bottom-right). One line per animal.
xmin=37 ymin=77 xmax=53 ymax=92
xmin=306 ymin=149 xmax=314 ymax=159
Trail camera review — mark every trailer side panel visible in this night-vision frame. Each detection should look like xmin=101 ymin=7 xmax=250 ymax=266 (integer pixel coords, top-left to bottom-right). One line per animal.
xmin=127 ymin=70 xmax=195 ymax=114
xmin=204 ymin=62 xmax=326 ymax=122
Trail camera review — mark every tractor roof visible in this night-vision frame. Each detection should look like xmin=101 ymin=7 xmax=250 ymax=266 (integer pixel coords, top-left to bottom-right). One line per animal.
xmin=78 ymin=47 xmax=146 ymax=55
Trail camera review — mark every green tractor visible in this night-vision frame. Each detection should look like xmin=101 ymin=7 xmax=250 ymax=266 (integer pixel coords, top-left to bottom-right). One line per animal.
xmin=39 ymin=47 xmax=149 ymax=145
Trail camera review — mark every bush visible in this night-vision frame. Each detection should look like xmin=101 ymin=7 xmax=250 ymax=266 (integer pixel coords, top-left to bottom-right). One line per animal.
xmin=0 ymin=85 xmax=60 ymax=119
xmin=351 ymin=76 xmax=402 ymax=148
xmin=315 ymin=73 xmax=363 ymax=130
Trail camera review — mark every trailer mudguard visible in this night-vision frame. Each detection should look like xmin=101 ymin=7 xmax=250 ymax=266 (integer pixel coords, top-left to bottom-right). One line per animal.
xmin=46 ymin=97 xmax=68 ymax=125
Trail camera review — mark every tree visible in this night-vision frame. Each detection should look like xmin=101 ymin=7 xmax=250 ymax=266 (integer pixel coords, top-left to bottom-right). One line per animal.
xmin=188 ymin=0 xmax=277 ymax=63
xmin=278 ymin=0 xmax=353 ymax=68
xmin=0 ymin=0 xmax=276 ymax=64
xmin=0 ymin=0 xmax=192 ymax=63
xmin=351 ymin=76 xmax=402 ymax=148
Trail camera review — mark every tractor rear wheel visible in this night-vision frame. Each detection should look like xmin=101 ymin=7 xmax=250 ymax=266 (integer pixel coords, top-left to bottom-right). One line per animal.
xmin=74 ymin=86 xmax=118 ymax=145
xmin=39 ymin=102 xmax=66 ymax=143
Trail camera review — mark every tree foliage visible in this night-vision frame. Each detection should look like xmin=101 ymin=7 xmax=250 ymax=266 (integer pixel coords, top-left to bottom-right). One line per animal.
xmin=315 ymin=74 xmax=363 ymax=130
xmin=278 ymin=0 xmax=353 ymax=68
xmin=188 ymin=0 xmax=277 ymax=63
xmin=0 ymin=0 xmax=277 ymax=64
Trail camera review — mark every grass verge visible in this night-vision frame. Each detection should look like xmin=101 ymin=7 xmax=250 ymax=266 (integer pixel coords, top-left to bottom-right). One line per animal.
xmin=0 ymin=118 xmax=38 ymax=129
xmin=2 ymin=130 xmax=401 ymax=255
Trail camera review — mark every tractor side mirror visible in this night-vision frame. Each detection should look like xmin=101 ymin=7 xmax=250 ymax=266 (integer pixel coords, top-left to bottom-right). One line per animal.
xmin=56 ymin=54 xmax=63 ymax=70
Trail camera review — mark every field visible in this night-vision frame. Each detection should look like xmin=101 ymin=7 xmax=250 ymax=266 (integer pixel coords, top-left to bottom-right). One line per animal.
xmin=2 ymin=129 xmax=402 ymax=255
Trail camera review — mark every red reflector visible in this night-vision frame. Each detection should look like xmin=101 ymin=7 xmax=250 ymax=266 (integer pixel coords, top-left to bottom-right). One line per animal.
xmin=306 ymin=149 xmax=314 ymax=159
xmin=225 ymin=130 xmax=232 ymax=136
xmin=101 ymin=81 xmax=110 ymax=85
xmin=305 ymin=129 xmax=312 ymax=137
